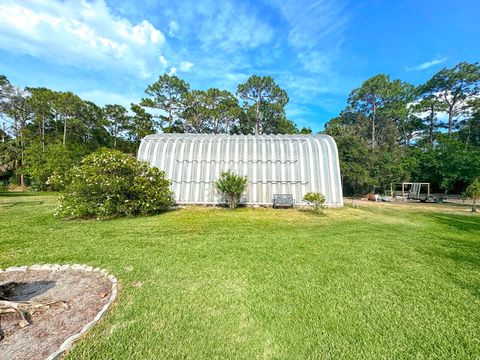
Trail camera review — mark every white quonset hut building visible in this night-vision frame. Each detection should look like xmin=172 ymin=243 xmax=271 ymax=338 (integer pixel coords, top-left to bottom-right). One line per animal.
xmin=137 ymin=133 xmax=343 ymax=207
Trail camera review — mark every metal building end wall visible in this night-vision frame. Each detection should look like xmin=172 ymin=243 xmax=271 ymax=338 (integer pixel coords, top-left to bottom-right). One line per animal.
xmin=137 ymin=134 xmax=343 ymax=207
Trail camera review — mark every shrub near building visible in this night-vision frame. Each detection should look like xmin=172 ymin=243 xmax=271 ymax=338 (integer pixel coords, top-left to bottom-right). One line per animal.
xmin=56 ymin=149 xmax=174 ymax=218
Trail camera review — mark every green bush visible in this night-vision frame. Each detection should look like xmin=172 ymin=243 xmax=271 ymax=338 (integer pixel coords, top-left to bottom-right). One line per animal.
xmin=214 ymin=170 xmax=248 ymax=209
xmin=56 ymin=149 xmax=174 ymax=218
xmin=466 ymin=178 xmax=480 ymax=213
xmin=24 ymin=142 xmax=86 ymax=191
xmin=303 ymin=192 xmax=326 ymax=213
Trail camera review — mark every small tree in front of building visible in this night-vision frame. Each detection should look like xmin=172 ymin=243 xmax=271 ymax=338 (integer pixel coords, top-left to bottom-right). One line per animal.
xmin=214 ymin=171 xmax=248 ymax=209
xmin=303 ymin=192 xmax=326 ymax=213
xmin=466 ymin=178 xmax=480 ymax=213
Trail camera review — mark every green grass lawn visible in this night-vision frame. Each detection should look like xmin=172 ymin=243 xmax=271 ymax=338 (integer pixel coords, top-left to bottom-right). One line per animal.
xmin=1 ymin=193 xmax=480 ymax=359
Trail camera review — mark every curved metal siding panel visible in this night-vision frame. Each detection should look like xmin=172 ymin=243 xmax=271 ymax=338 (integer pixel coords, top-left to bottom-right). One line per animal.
xmin=137 ymin=134 xmax=343 ymax=207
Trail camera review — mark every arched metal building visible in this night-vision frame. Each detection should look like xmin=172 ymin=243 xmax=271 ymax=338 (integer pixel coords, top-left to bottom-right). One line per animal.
xmin=137 ymin=133 xmax=343 ymax=207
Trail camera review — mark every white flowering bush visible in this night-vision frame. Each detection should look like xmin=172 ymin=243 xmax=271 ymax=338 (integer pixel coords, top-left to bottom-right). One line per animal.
xmin=56 ymin=149 xmax=174 ymax=218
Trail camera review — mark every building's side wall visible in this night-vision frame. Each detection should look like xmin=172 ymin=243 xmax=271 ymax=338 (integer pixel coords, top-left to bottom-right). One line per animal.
xmin=138 ymin=135 xmax=343 ymax=207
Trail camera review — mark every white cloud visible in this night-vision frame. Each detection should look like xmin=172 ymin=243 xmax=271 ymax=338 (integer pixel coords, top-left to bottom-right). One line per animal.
xmin=406 ymin=57 xmax=447 ymax=71
xmin=272 ymin=0 xmax=348 ymax=51
xmin=159 ymin=55 xmax=168 ymax=68
xmin=179 ymin=61 xmax=194 ymax=72
xmin=158 ymin=0 xmax=274 ymax=52
xmin=79 ymin=89 xmax=135 ymax=107
xmin=168 ymin=20 xmax=179 ymax=37
xmin=0 ymin=0 xmax=168 ymax=78
xmin=168 ymin=67 xmax=177 ymax=75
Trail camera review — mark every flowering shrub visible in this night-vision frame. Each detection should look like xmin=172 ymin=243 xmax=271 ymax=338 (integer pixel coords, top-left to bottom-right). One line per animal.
xmin=56 ymin=149 xmax=174 ymax=218
xmin=303 ymin=192 xmax=326 ymax=213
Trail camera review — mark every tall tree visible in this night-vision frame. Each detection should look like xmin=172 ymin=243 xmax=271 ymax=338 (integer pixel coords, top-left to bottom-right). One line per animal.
xmin=141 ymin=74 xmax=189 ymax=131
xmin=27 ymin=87 xmax=56 ymax=150
xmin=182 ymin=90 xmax=209 ymax=133
xmin=202 ymin=89 xmax=242 ymax=134
xmin=457 ymin=98 xmax=480 ymax=147
xmin=54 ymin=91 xmax=83 ymax=146
xmin=237 ymin=75 xmax=288 ymax=135
xmin=104 ymin=104 xmax=129 ymax=148
xmin=129 ymin=103 xmax=158 ymax=147
xmin=348 ymin=74 xmax=412 ymax=148
xmin=0 ymin=85 xmax=33 ymax=186
xmin=422 ymin=62 xmax=480 ymax=135
xmin=79 ymin=100 xmax=109 ymax=149
xmin=413 ymin=84 xmax=448 ymax=146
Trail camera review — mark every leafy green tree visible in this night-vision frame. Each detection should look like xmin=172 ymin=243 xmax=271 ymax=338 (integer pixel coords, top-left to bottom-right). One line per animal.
xmin=104 ymin=104 xmax=130 ymax=148
xmin=202 ymin=88 xmax=242 ymax=134
xmin=325 ymin=115 xmax=375 ymax=194
xmin=413 ymin=84 xmax=448 ymax=146
xmin=422 ymin=62 xmax=480 ymax=135
xmin=141 ymin=74 xmax=189 ymax=131
xmin=237 ymin=75 xmax=288 ymax=135
xmin=27 ymin=87 xmax=56 ymax=149
xmin=54 ymin=91 xmax=83 ymax=146
xmin=299 ymin=127 xmax=312 ymax=134
xmin=182 ymin=90 xmax=209 ymax=133
xmin=348 ymin=74 xmax=413 ymax=148
xmin=214 ymin=170 xmax=248 ymax=209
xmin=23 ymin=142 xmax=85 ymax=190
xmin=458 ymin=98 xmax=480 ymax=147
xmin=129 ymin=103 xmax=158 ymax=147
xmin=432 ymin=137 xmax=480 ymax=194
xmin=0 ymin=85 xmax=33 ymax=186
xmin=78 ymin=100 xmax=109 ymax=150
xmin=466 ymin=178 xmax=480 ymax=212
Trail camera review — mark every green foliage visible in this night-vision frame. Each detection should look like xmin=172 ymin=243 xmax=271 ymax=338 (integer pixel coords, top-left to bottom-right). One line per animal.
xmin=466 ymin=178 xmax=480 ymax=212
xmin=236 ymin=75 xmax=289 ymax=134
xmin=214 ymin=170 xmax=248 ymax=209
xmin=421 ymin=62 xmax=480 ymax=134
xmin=303 ymin=192 xmax=326 ymax=212
xmin=23 ymin=142 xmax=85 ymax=190
xmin=56 ymin=149 xmax=174 ymax=218
xmin=104 ymin=104 xmax=130 ymax=149
xmin=141 ymin=74 xmax=190 ymax=131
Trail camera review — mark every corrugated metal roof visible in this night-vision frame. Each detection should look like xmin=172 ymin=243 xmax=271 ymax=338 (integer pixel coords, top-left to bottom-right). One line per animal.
xmin=137 ymin=133 xmax=343 ymax=207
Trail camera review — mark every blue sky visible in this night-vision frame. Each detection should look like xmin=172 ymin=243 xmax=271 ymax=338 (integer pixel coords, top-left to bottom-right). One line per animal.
xmin=0 ymin=0 xmax=479 ymax=132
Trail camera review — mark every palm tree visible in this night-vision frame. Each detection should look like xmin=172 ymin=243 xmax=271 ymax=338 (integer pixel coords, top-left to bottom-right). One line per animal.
xmin=466 ymin=178 xmax=480 ymax=213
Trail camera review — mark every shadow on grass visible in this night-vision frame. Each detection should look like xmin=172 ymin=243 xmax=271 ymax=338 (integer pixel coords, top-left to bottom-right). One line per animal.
xmin=428 ymin=213 xmax=480 ymax=233
xmin=0 ymin=201 xmax=45 ymax=208
xmin=0 ymin=192 xmax=55 ymax=198
xmin=59 ymin=206 xmax=181 ymax=223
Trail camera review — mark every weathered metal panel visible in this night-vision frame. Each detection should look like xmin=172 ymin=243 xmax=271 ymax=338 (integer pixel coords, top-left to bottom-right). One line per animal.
xmin=137 ymin=134 xmax=343 ymax=207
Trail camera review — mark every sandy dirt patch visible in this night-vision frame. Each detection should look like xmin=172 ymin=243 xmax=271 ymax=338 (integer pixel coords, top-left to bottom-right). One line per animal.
xmin=0 ymin=267 xmax=114 ymax=360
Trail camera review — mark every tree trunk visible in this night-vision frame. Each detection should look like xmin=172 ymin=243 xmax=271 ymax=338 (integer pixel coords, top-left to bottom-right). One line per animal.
xmin=371 ymin=101 xmax=376 ymax=148
xmin=429 ymin=105 xmax=434 ymax=146
xmin=255 ymin=101 xmax=260 ymax=135
xmin=113 ymin=123 xmax=117 ymax=149
xmin=41 ymin=116 xmax=45 ymax=151
xmin=447 ymin=110 xmax=453 ymax=136
xmin=63 ymin=113 xmax=67 ymax=146
xmin=472 ymin=199 xmax=477 ymax=213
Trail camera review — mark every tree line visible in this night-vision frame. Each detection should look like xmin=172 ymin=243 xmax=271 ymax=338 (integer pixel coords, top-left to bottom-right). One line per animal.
xmin=1 ymin=61 xmax=480 ymax=196
xmin=0 ymin=74 xmax=309 ymax=189
xmin=325 ymin=61 xmax=480 ymax=195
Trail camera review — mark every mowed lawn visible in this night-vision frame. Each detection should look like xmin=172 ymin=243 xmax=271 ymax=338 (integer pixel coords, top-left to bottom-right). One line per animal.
xmin=1 ymin=194 xmax=480 ymax=359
